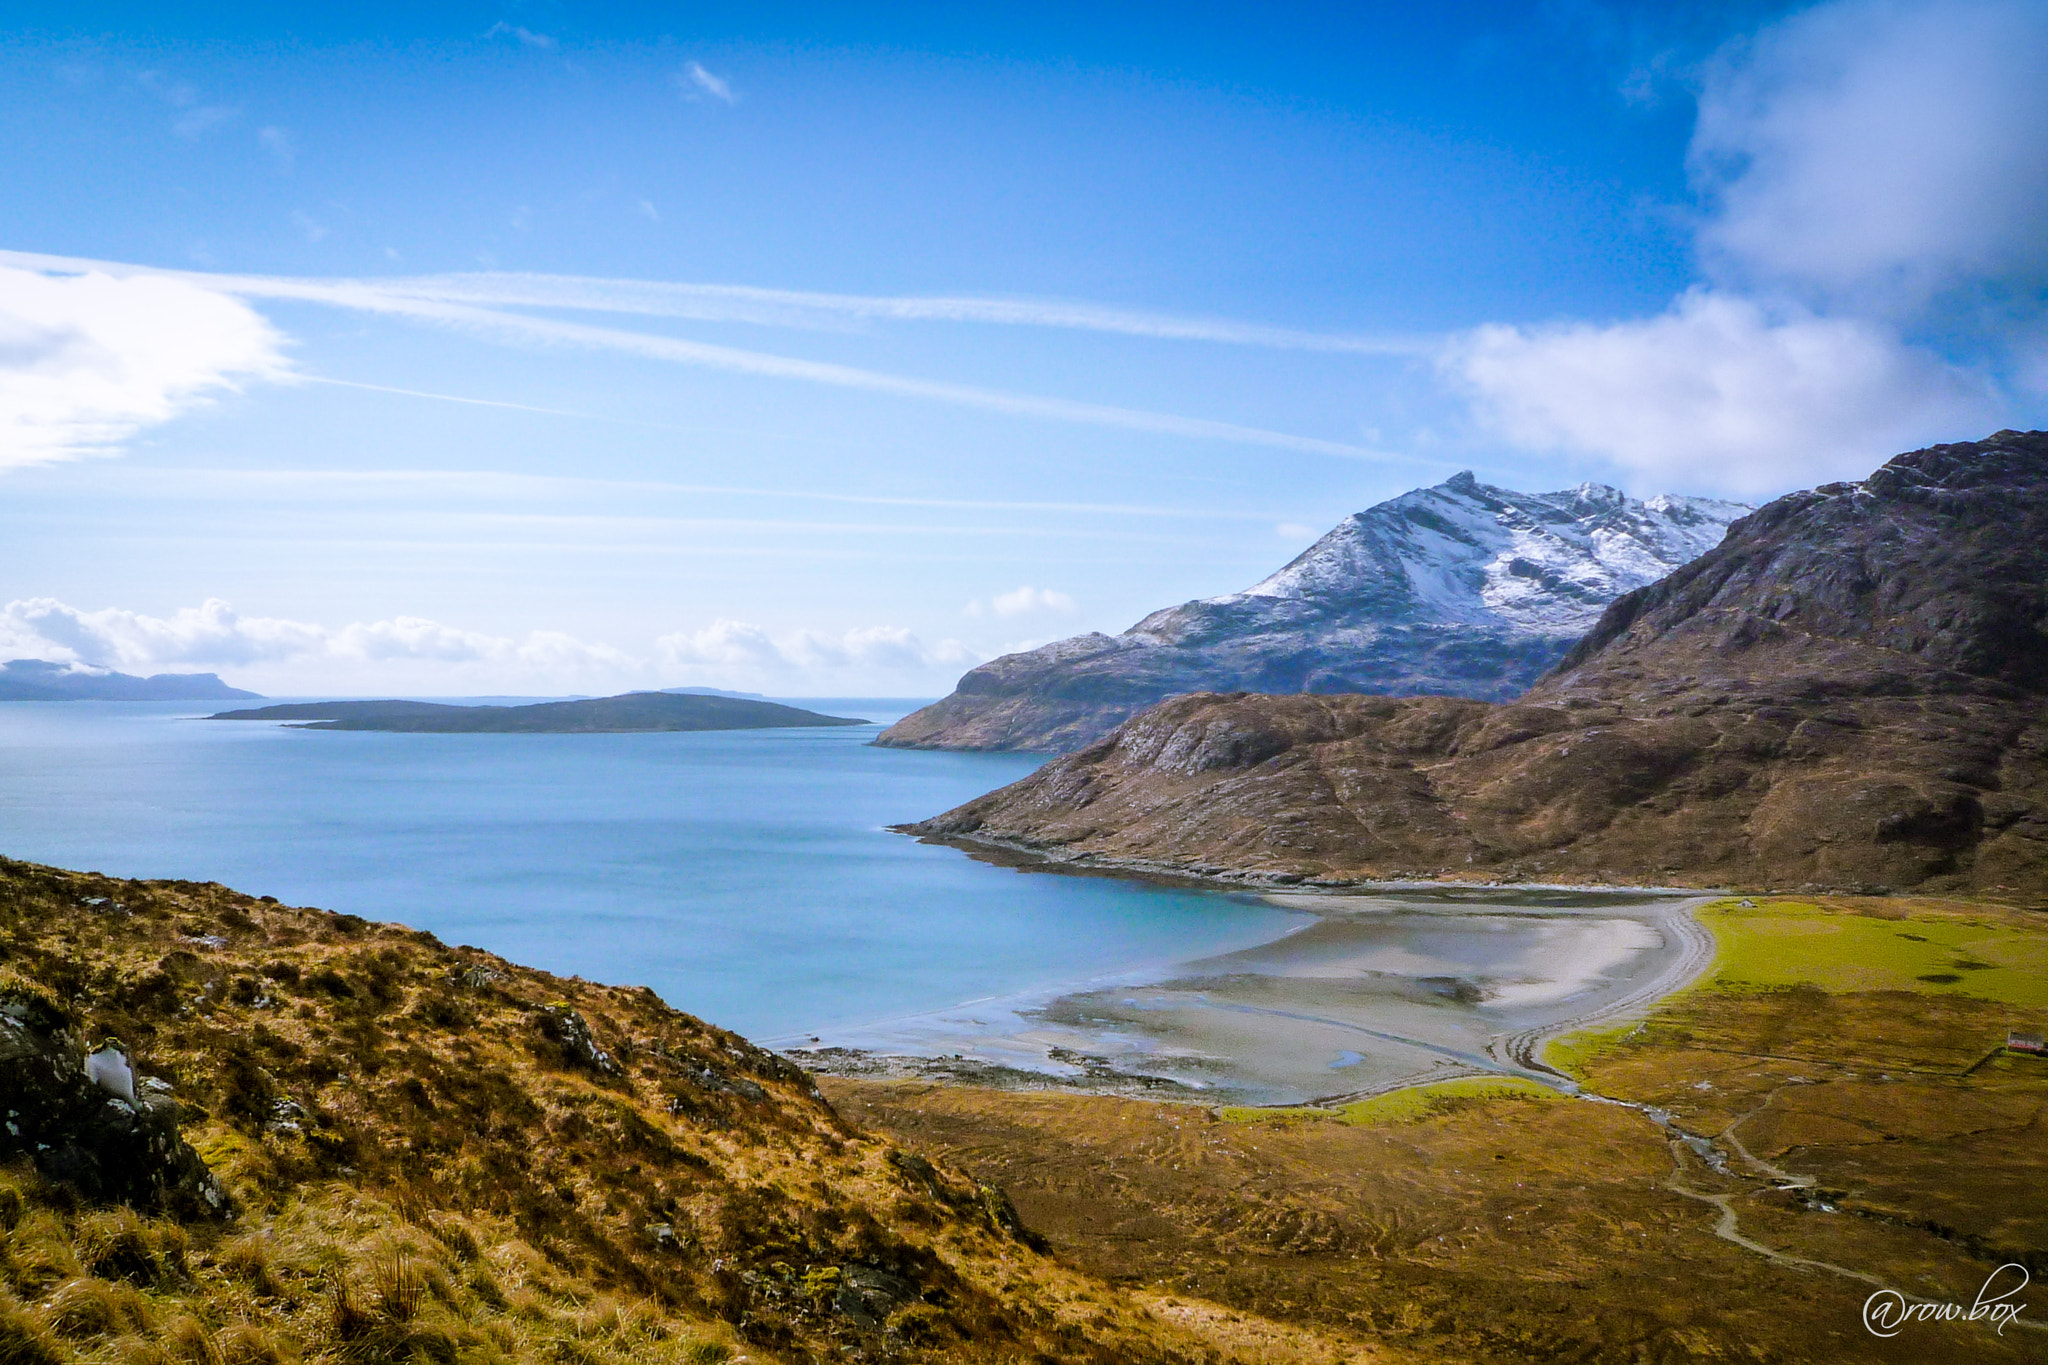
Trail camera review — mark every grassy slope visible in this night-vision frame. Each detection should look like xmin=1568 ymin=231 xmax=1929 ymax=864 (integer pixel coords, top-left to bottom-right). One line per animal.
xmin=0 ymin=857 xmax=1314 ymax=1365
xmin=829 ymin=894 xmax=2048 ymax=1364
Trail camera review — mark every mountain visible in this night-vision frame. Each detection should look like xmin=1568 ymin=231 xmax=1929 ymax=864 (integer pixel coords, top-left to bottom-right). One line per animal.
xmin=0 ymin=659 xmax=259 ymax=701
xmin=209 ymin=690 xmax=868 ymax=732
xmin=904 ymin=431 xmax=2048 ymax=903
xmin=876 ymin=472 xmax=1748 ymax=752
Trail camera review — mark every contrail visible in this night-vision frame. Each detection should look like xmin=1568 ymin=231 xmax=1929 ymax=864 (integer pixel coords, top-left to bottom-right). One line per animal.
xmin=0 ymin=249 xmax=1442 ymax=466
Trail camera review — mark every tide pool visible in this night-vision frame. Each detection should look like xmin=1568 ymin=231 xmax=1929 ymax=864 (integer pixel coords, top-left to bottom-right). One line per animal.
xmin=0 ymin=700 xmax=1301 ymax=1039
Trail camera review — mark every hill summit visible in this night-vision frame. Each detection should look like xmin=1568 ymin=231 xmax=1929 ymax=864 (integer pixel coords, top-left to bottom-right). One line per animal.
xmin=907 ymin=432 xmax=2048 ymax=902
xmin=878 ymin=473 xmax=1746 ymax=752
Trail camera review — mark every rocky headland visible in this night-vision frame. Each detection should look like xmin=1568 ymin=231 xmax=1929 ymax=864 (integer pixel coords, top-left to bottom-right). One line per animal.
xmin=904 ymin=431 xmax=2048 ymax=903
xmin=877 ymin=473 xmax=1746 ymax=752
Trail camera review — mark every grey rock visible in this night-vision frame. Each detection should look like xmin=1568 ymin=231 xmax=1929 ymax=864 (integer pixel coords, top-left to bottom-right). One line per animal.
xmin=0 ymin=989 xmax=230 ymax=1218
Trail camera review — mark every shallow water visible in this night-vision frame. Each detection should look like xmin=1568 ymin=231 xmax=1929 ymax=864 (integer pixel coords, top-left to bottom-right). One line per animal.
xmin=0 ymin=700 xmax=1301 ymax=1038
xmin=811 ymin=888 xmax=1702 ymax=1104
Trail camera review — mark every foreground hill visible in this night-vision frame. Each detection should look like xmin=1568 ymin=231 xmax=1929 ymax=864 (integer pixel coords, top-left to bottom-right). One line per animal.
xmin=0 ymin=660 xmax=257 ymax=702
xmin=210 ymin=691 xmax=867 ymax=733
xmin=0 ymin=857 xmax=1336 ymax=1365
xmin=906 ymin=431 xmax=2048 ymax=902
xmin=876 ymin=473 xmax=1746 ymax=753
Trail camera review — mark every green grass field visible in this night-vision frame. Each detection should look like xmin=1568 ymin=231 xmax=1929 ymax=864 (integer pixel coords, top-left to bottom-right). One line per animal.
xmin=1219 ymin=1074 xmax=1558 ymax=1127
xmin=1696 ymin=897 xmax=2048 ymax=1006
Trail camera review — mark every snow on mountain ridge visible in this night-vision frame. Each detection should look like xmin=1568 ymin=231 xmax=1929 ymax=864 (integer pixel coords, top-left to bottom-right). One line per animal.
xmin=1215 ymin=472 xmax=1748 ymax=635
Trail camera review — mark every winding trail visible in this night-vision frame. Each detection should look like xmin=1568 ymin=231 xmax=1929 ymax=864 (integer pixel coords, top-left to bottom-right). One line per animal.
xmin=1476 ymin=897 xmax=2048 ymax=1338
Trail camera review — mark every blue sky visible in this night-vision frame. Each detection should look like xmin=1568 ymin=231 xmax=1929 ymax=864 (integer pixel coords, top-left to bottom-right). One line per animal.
xmin=2 ymin=1 xmax=2043 ymax=694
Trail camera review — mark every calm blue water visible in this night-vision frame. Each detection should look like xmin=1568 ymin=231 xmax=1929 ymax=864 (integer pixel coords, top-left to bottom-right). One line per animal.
xmin=0 ymin=701 xmax=1297 ymax=1039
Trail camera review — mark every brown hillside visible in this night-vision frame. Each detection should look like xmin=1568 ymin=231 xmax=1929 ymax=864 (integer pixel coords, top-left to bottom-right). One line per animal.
xmin=908 ymin=432 xmax=2048 ymax=902
xmin=0 ymin=858 xmax=1369 ymax=1365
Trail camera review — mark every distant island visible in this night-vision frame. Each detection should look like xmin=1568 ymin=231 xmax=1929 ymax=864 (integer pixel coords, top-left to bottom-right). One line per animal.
xmin=208 ymin=690 xmax=869 ymax=733
xmin=0 ymin=659 xmax=259 ymax=702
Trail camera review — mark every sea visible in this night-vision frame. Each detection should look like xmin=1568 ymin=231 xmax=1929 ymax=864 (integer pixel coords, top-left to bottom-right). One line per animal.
xmin=0 ymin=700 xmax=1303 ymax=1041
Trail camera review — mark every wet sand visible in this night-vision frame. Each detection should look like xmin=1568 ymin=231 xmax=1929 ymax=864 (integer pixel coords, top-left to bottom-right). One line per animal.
xmin=786 ymin=886 xmax=1718 ymax=1105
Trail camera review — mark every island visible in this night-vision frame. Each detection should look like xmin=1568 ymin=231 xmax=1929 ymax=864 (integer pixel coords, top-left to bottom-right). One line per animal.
xmin=207 ymin=690 xmax=869 ymax=732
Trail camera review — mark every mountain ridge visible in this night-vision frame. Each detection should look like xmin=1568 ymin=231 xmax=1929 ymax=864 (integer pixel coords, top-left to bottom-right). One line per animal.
xmin=876 ymin=473 xmax=1747 ymax=752
xmin=903 ymin=431 xmax=2048 ymax=903
xmin=0 ymin=659 xmax=258 ymax=701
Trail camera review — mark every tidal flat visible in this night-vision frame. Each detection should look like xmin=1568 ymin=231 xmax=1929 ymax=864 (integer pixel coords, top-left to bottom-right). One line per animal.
xmin=793 ymin=886 xmax=1715 ymax=1105
xmin=829 ymin=893 xmax=2048 ymax=1363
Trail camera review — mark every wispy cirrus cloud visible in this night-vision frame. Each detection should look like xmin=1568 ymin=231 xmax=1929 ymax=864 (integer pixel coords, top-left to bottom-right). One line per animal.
xmin=678 ymin=62 xmax=737 ymax=104
xmin=339 ymin=270 xmax=1430 ymax=355
xmin=656 ymin=619 xmax=975 ymax=676
xmin=0 ymin=250 xmax=1413 ymax=464
xmin=485 ymin=22 xmax=556 ymax=50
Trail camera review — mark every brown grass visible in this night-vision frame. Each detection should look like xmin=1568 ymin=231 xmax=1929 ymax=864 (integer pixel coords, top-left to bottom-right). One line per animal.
xmin=0 ymin=855 xmax=1374 ymax=1365
xmin=826 ymin=894 xmax=2048 ymax=1364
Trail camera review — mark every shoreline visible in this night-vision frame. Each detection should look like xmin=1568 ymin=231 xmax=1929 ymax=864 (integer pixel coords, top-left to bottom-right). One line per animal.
xmin=895 ymin=824 xmax=1728 ymax=898
xmin=790 ymin=874 xmax=1726 ymax=1109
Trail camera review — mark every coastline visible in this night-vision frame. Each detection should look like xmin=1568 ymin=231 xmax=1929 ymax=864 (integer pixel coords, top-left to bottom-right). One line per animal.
xmin=790 ymin=862 xmax=1726 ymax=1107
xmin=895 ymin=823 xmax=1727 ymax=897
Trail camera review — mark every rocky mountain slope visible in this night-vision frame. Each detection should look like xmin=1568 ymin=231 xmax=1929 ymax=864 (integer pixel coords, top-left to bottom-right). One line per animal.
xmin=905 ymin=432 xmax=2048 ymax=903
xmin=877 ymin=473 xmax=1746 ymax=752
xmin=0 ymin=858 xmax=1330 ymax=1365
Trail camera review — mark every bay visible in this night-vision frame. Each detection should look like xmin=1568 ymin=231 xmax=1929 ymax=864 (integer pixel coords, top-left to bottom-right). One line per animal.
xmin=0 ymin=700 xmax=1301 ymax=1040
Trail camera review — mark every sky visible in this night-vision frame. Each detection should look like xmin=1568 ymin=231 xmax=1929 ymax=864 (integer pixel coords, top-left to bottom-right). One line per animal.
xmin=2 ymin=0 xmax=2044 ymax=696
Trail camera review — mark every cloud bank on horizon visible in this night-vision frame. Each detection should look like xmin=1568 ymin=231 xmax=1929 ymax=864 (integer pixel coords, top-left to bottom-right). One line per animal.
xmin=1 ymin=0 xmax=2044 ymax=693
xmin=0 ymin=596 xmax=978 ymax=695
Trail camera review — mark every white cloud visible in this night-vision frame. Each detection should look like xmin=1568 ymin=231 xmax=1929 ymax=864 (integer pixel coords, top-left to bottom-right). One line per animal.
xmin=1446 ymin=0 xmax=2046 ymax=490
xmin=1444 ymin=289 xmax=1997 ymax=494
xmin=485 ymin=22 xmax=556 ymax=49
xmin=302 ymin=269 xmax=1426 ymax=355
xmin=0 ymin=597 xmax=631 ymax=675
xmin=290 ymin=210 xmax=329 ymax=243
xmin=1692 ymin=0 xmax=2048 ymax=312
xmin=680 ymin=62 xmax=737 ymax=104
xmin=966 ymin=586 xmax=1079 ymax=619
xmin=1275 ymin=522 xmax=1318 ymax=540
xmin=0 ymin=251 xmax=1401 ymax=464
xmin=656 ymin=619 xmax=977 ymax=675
xmin=0 ymin=265 xmax=288 ymax=467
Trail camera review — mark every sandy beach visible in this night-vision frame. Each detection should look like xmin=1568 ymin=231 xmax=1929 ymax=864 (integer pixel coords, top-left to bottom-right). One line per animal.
xmin=789 ymin=885 xmax=1719 ymax=1105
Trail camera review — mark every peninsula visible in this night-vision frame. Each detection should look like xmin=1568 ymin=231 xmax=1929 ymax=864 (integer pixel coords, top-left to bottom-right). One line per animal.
xmin=208 ymin=690 xmax=869 ymax=733
xmin=904 ymin=432 xmax=2048 ymax=903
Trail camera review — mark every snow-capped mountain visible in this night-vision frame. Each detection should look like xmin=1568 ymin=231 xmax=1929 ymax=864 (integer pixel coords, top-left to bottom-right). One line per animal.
xmin=876 ymin=472 xmax=1751 ymax=752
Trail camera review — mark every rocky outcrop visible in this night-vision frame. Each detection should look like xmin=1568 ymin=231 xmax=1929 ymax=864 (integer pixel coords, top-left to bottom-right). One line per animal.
xmin=878 ymin=474 xmax=1746 ymax=752
xmin=0 ymin=985 xmax=230 ymax=1218
xmin=904 ymin=432 xmax=2048 ymax=903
